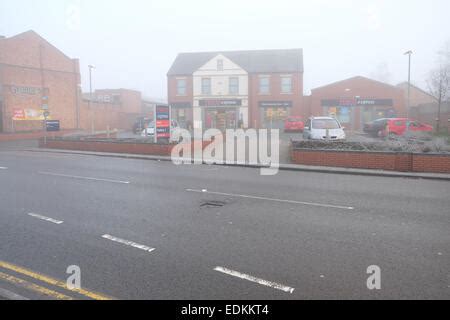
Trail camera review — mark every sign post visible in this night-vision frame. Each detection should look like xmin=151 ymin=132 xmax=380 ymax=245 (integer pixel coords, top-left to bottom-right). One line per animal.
xmin=43 ymin=110 xmax=50 ymax=146
xmin=155 ymin=105 xmax=171 ymax=143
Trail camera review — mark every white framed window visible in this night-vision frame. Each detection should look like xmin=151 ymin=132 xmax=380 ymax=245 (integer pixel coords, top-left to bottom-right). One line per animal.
xmin=177 ymin=79 xmax=187 ymax=96
xmin=229 ymin=77 xmax=239 ymax=95
xmin=202 ymin=78 xmax=211 ymax=95
xmin=281 ymin=76 xmax=293 ymax=94
xmin=259 ymin=76 xmax=270 ymax=94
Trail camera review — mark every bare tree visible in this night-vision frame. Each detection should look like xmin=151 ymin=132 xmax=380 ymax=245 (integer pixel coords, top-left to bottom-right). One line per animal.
xmin=428 ymin=42 xmax=450 ymax=133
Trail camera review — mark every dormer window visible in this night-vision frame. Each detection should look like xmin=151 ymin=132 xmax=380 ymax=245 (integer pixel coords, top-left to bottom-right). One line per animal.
xmin=217 ymin=59 xmax=223 ymax=71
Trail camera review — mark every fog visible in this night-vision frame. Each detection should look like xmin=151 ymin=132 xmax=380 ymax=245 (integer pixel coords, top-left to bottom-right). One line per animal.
xmin=1 ymin=0 xmax=449 ymax=100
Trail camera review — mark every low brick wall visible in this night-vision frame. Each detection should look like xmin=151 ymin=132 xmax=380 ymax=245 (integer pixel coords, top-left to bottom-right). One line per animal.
xmin=412 ymin=154 xmax=450 ymax=173
xmin=291 ymin=148 xmax=450 ymax=174
xmin=39 ymin=138 xmax=211 ymax=157
xmin=0 ymin=130 xmax=79 ymax=142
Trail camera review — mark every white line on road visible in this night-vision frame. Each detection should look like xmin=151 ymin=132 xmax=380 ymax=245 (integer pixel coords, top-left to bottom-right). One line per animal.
xmin=214 ymin=266 xmax=295 ymax=294
xmin=38 ymin=172 xmax=130 ymax=184
xmin=27 ymin=213 xmax=64 ymax=225
xmin=0 ymin=167 xmax=8 ymax=170
xmin=101 ymin=234 xmax=155 ymax=253
xmin=186 ymin=189 xmax=354 ymax=210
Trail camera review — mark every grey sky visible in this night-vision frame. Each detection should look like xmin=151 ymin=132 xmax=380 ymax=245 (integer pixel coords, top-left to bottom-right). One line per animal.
xmin=1 ymin=0 xmax=449 ymax=100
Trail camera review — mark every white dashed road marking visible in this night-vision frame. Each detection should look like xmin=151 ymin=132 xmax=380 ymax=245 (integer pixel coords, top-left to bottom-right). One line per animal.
xmin=27 ymin=213 xmax=64 ymax=225
xmin=187 ymin=189 xmax=355 ymax=210
xmin=0 ymin=167 xmax=8 ymax=170
xmin=101 ymin=234 xmax=155 ymax=253
xmin=214 ymin=266 xmax=295 ymax=294
xmin=38 ymin=172 xmax=130 ymax=184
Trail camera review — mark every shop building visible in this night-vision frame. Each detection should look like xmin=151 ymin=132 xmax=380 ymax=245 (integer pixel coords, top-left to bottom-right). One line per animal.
xmin=0 ymin=31 xmax=80 ymax=133
xmin=308 ymin=76 xmax=406 ymax=131
xmin=167 ymin=49 xmax=304 ymax=130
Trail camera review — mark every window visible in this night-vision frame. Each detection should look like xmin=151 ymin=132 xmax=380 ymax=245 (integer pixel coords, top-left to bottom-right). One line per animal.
xmin=217 ymin=59 xmax=223 ymax=71
xmin=202 ymin=78 xmax=211 ymax=95
xmin=259 ymin=76 xmax=270 ymax=94
xmin=281 ymin=76 xmax=292 ymax=93
xmin=229 ymin=77 xmax=239 ymax=95
xmin=177 ymin=79 xmax=187 ymax=96
xmin=312 ymin=119 xmax=340 ymax=129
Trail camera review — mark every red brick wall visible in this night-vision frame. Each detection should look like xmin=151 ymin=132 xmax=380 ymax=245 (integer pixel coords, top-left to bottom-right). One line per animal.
xmin=0 ymin=31 xmax=80 ymax=133
xmin=412 ymin=154 xmax=450 ymax=173
xmin=248 ymin=72 xmax=304 ymax=128
xmin=40 ymin=139 xmax=174 ymax=156
xmin=291 ymin=149 xmax=450 ymax=173
xmin=94 ymin=89 xmax=142 ymax=114
xmin=40 ymin=139 xmax=213 ymax=157
xmin=79 ymin=100 xmax=139 ymax=132
xmin=168 ymin=76 xmax=193 ymax=104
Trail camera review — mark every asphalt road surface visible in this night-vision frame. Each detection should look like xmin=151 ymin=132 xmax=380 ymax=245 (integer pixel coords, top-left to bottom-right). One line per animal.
xmin=0 ymin=142 xmax=449 ymax=300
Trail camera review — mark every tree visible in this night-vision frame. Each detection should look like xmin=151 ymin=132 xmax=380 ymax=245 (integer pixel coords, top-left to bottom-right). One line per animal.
xmin=428 ymin=41 xmax=450 ymax=133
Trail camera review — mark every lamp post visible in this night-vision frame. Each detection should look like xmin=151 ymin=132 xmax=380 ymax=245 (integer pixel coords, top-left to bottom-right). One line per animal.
xmin=88 ymin=65 xmax=95 ymax=134
xmin=404 ymin=50 xmax=413 ymax=134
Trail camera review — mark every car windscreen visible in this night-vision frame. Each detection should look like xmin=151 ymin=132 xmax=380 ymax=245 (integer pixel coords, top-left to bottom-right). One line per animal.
xmin=312 ymin=119 xmax=340 ymax=129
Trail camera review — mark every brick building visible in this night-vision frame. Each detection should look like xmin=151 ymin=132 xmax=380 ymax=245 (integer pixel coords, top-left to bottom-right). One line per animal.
xmin=167 ymin=49 xmax=304 ymax=130
xmin=0 ymin=30 xmax=80 ymax=133
xmin=308 ymin=76 xmax=406 ymax=131
xmin=80 ymin=89 xmax=161 ymax=132
xmin=396 ymin=82 xmax=437 ymax=108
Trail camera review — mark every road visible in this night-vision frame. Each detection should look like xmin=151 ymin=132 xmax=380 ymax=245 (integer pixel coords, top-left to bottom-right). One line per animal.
xmin=0 ymin=141 xmax=449 ymax=300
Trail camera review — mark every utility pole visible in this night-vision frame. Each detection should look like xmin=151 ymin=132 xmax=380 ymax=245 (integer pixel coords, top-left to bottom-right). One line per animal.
xmin=88 ymin=65 xmax=95 ymax=134
xmin=404 ymin=50 xmax=413 ymax=135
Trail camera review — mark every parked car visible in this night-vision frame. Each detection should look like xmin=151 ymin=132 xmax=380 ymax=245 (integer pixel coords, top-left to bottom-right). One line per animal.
xmin=363 ymin=118 xmax=389 ymax=137
xmin=303 ymin=117 xmax=346 ymax=141
xmin=141 ymin=120 xmax=181 ymax=142
xmin=284 ymin=116 xmax=305 ymax=132
xmin=364 ymin=118 xmax=433 ymax=137
xmin=133 ymin=117 xmax=152 ymax=134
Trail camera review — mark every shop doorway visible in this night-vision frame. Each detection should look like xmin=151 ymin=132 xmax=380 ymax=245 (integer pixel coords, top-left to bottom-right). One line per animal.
xmin=205 ymin=108 xmax=238 ymax=131
xmin=172 ymin=108 xmax=188 ymax=129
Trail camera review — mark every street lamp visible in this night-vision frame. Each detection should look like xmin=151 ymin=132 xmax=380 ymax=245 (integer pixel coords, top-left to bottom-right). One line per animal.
xmin=404 ymin=50 xmax=413 ymax=134
xmin=88 ymin=65 xmax=95 ymax=134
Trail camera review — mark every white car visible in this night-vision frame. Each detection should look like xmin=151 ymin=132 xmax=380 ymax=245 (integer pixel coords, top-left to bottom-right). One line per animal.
xmin=141 ymin=120 xmax=181 ymax=142
xmin=303 ymin=117 xmax=346 ymax=141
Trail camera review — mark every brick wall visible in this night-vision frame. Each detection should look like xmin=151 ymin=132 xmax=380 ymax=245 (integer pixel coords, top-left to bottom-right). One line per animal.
xmin=40 ymin=139 xmax=213 ymax=157
xmin=291 ymin=149 xmax=450 ymax=173
xmin=168 ymin=76 xmax=193 ymax=104
xmin=412 ymin=154 xmax=450 ymax=173
xmin=79 ymin=100 xmax=140 ymax=132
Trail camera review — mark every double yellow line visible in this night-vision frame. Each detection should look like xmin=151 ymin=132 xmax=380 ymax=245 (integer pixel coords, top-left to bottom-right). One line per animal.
xmin=0 ymin=261 xmax=113 ymax=300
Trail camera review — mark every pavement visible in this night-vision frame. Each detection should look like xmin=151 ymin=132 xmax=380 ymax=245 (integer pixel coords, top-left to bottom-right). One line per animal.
xmin=0 ymin=141 xmax=449 ymax=300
